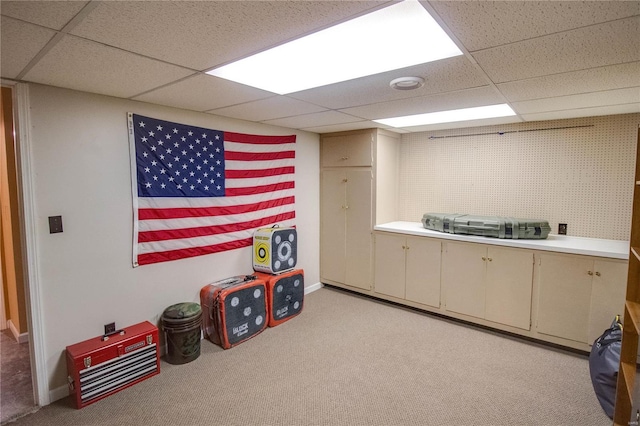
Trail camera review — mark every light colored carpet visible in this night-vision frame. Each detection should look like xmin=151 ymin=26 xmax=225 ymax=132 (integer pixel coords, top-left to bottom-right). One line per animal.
xmin=0 ymin=330 xmax=36 ymax=424
xmin=5 ymin=286 xmax=610 ymax=425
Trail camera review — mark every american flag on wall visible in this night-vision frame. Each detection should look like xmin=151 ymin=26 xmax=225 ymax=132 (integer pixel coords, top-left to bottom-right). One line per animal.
xmin=128 ymin=113 xmax=296 ymax=267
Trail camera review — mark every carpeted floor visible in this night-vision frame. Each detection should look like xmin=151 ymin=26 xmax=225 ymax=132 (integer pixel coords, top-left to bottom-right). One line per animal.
xmin=4 ymin=286 xmax=612 ymax=425
xmin=0 ymin=329 xmax=36 ymax=424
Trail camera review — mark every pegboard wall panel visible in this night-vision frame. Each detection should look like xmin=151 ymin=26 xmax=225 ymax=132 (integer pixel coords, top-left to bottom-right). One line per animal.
xmin=399 ymin=113 xmax=640 ymax=240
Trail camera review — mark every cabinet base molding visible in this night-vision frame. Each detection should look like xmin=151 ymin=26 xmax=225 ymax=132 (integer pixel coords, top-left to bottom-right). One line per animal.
xmin=322 ymin=283 xmax=594 ymax=354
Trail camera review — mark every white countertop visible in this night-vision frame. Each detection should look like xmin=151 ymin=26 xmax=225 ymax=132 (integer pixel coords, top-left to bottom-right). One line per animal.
xmin=374 ymin=221 xmax=629 ymax=260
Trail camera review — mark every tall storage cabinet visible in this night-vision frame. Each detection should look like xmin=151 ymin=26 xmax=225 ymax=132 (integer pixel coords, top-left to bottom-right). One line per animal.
xmin=614 ymin=131 xmax=640 ymax=425
xmin=320 ymin=168 xmax=373 ymax=290
xmin=320 ymin=129 xmax=400 ymax=292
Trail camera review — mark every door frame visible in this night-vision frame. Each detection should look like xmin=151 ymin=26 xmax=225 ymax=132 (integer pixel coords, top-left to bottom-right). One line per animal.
xmin=2 ymin=80 xmax=49 ymax=406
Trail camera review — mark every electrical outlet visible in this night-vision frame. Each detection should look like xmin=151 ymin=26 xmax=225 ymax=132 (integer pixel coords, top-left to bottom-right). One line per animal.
xmin=558 ymin=223 xmax=567 ymax=235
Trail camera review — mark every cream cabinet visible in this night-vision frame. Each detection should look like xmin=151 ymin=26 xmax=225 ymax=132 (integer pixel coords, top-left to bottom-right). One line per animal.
xmin=536 ymin=252 xmax=626 ymax=344
xmin=442 ymin=241 xmax=534 ymax=330
xmin=320 ymin=168 xmax=373 ymax=290
xmin=373 ymin=233 xmax=441 ymax=307
xmin=321 ymin=132 xmax=372 ymax=167
xmin=320 ymin=129 xmax=400 ymax=292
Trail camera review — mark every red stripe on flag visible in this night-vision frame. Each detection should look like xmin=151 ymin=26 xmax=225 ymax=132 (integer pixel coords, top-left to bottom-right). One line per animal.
xmin=137 ymin=237 xmax=254 ymax=266
xmin=225 ymin=132 xmax=296 ymax=144
xmin=225 ymin=167 xmax=294 ymax=179
xmin=139 ymin=196 xmax=295 ymax=220
xmin=226 ymin=181 xmax=294 ymax=197
xmin=225 ymin=150 xmax=295 ymax=161
xmin=138 ymin=211 xmax=296 ymax=243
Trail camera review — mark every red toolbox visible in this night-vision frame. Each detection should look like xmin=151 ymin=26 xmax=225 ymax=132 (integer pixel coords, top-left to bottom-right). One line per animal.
xmin=254 ymin=269 xmax=304 ymax=327
xmin=200 ymin=275 xmax=267 ymax=349
xmin=66 ymin=321 xmax=160 ymax=409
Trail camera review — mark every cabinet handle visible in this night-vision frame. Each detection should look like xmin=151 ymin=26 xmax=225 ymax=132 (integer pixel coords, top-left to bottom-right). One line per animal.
xmin=587 ymin=271 xmax=593 ymax=276
xmin=342 ymin=179 xmax=348 ymax=183
xmin=341 ymin=157 xmax=349 ymax=160
xmin=595 ymin=271 xmax=601 ymax=277
xmin=482 ymin=257 xmax=487 ymax=261
xmin=487 ymin=258 xmax=492 ymax=262
xmin=402 ymin=245 xmax=406 ymax=249
xmin=342 ymin=205 xmax=349 ymax=209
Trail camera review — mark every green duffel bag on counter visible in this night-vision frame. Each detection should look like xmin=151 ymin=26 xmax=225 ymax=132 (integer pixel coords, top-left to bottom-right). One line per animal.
xmin=421 ymin=213 xmax=551 ymax=239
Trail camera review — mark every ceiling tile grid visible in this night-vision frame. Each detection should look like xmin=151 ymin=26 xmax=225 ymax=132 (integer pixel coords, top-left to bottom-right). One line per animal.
xmin=496 ymin=62 xmax=640 ymax=102
xmin=427 ymin=0 xmax=640 ymax=52
xmin=132 ymin=74 xmax=275 ymax=113
xmin=472 ymin=16 xmax=640 ymax=84
xmin=68 ymin=1 xmax=393 ymax=71
xmin=339 ymin=86 xmax=504 ymax=120
xmin=0 ymin=16 xmax=55 ymax=79
xmin=289 ymin=56 xmax=489 ymax=110
xmin=22 ymin=35 xmax=194 ymax=99
xmin=512 ymin=87 xmax=640 ymax=115
xmin=0 ymin=0 xmax=89 ymax=31
xmin=1 ymin=0 xmax=639 ymax=133
xmin=209 ymin=96 xmax=328 ymax=123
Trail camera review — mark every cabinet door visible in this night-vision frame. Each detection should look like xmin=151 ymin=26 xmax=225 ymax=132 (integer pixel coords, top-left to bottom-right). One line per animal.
xmin=374 ymin=233 xmax=406 ymax=299
xmin=588 ymin=259 xmax=627 ymax=344
xmin=321 ymin=132 xmax=372 ymax=167
xmin=485 ymin=247 xmax=533 ymax=330
xmin=442 ymin=242 xmax=486 ymax=319
xmin=536 ymin=253 xmax=593 ymax=343
xmin=320 ymin=170 xmax=346 ymax=284
xmin=406 ymin=236 xmax=441 ymax=308
xmin=344 ymin=169 xmax=373 ymax=290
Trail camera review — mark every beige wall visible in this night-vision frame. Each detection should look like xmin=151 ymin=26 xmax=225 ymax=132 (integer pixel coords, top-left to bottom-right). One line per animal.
xmin=25 ymin=84 xmax=320 ymax=395
xmin=399 ymin=113 xmax=640 ymax=241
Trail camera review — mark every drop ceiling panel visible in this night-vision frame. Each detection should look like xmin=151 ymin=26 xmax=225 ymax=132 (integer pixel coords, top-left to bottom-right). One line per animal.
xmin=393 ymin=115 xmax=523 ymax=133
xmin=69 ymin=1 xmax=394 ymax=71
xmin=474 ymin=16 xmax=640 ymax=84
xmin=262 ymin=110 xmax=362 ymax=129
xmin=340 ymin=86 xmax=503 ymax=120
xmin=132 ymin=74 xmax=274 ymax=112
xmin=209 ymin=96 xmax=327 ymax=122
xmin=289 ymin=56 xmax=488 ymax=109
xmin=23 ymin=35 xmax=194 ymax=99
xmin=302 ymin=120 xmax=391 ymax=134
xmin=497 ymin=62 xmax=640 ymax=102
xmin=428 ymin=0 xmax=640 ymax=52
xmin=512 ymin=88 xmax=640 ymax=115
xmin=521 ymin=104 xmax=640 ymax=122
xmin=0 ymin=17 xmax=55 ymax=79
xmin=0 ymin=0 xmax=89 ymax=30
xmin=2 ymin=1 xmax=639 ymax=134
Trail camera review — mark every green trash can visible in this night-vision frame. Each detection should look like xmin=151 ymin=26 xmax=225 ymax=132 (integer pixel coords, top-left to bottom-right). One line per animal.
xmin=161 ymin=302 xmax=202 ymax=365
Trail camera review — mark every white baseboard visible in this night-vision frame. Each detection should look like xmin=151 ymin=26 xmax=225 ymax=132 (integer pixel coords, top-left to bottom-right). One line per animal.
xmin=50 ymin=385 xmax=69 ymax=403
xmin=49 ymin=286 xmax=324 ymax=405
xmin=304 ymin=281 xmax=323 ymax=294
xmin=7 ymin=320 xmax=29 ymax=344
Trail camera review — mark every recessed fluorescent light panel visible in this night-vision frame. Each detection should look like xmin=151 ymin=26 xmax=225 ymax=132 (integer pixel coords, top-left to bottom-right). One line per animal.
xmin=374 ymin=104 xmax=517 ymax=128
xmin=207 ymin=0 xmax=462 ymax=94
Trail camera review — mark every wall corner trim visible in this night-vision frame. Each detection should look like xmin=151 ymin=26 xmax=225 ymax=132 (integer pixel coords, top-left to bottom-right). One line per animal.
xmin=15 ymin=82 xmax=50 ymax=406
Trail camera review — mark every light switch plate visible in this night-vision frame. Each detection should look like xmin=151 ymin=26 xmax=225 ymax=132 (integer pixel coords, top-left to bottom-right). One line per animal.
xmin=48 ymin=216 xmax=63 ymax=234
